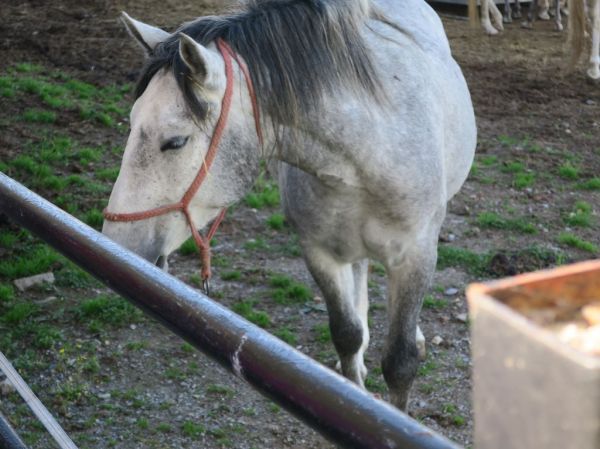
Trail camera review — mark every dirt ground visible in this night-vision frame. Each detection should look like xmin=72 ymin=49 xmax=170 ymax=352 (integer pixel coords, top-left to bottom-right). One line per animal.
xmin=0 ymin=1 xmax=599 ymax=448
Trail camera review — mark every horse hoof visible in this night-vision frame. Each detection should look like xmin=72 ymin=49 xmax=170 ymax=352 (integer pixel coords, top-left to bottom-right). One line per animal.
xmin=513 ymin=11 xmax=522 ymax=18
xmin=555 ymin=22 xmax=563 ymax=32
xmin=587 ymin=67 xmax=600 ymax=80
xmin=503 ymin=15 xmax=513 ymax=23
xmin=521 ymin=20 xmax=533 ymax=29
xmin=483 ymin=23 xmax=499 ymax=35
xmin=538 ymin=11 xmax=550 ymax=20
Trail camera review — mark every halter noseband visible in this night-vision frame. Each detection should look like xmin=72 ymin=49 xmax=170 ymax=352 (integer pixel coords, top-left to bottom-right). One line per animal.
xmin=103 ymin=38 xmax=263 ymax=294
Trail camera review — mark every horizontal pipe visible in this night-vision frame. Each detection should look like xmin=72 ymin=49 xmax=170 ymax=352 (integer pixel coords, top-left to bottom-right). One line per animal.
xmin=0 ymin=172 xmax=461 ymax=449
xmin=0 ymin=412 xmax=29 ymax=449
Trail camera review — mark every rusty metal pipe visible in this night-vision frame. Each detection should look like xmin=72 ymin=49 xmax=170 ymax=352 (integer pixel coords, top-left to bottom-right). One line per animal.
xmin=0 ymin=173 xmax=461 ymax=449
xmin=0 ymin=413 xmax=28 ymax=449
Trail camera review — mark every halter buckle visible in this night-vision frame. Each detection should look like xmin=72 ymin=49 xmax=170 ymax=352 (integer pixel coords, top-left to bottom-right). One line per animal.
xmin=202 ymin=279 xmax=211 ymax=296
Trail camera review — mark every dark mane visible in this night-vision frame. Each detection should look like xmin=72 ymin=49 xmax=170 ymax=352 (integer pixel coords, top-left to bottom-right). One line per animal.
xmin=135 ymin=0 xmax=381 ymax=128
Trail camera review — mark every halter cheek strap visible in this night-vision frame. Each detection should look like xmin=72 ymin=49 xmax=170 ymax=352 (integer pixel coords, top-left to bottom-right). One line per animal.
xmin=103 ymin=39 xmax=262 ymax=294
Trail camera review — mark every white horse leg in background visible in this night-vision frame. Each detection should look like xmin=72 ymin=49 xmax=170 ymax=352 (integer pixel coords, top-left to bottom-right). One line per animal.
xmin=539 ymin=0 xmax=552 ymax=19
xmin=482 ymin=0 xmax=505 ymax=34
xmin=570 ymin=0 xmax=600 ymax=78
xmin=590 ymin=0 xmax=600 ymax=77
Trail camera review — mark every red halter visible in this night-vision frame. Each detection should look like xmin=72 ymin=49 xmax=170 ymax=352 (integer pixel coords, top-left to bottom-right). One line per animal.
xmin=103 ymin=39 xmax=263 ymax=293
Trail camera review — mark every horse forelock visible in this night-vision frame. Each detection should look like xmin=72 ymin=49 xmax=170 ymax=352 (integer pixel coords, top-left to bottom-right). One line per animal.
xmin=134 ymin=0 xmax=381 ymax=129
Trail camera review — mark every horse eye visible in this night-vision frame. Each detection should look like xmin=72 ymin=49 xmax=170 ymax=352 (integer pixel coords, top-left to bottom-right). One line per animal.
xmin=160 ymin=136 xmax=189 ymax=152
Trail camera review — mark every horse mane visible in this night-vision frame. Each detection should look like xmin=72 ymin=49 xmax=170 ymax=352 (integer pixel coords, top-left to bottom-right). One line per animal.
xmin=135 ymin=0 xmax=381 ymax=129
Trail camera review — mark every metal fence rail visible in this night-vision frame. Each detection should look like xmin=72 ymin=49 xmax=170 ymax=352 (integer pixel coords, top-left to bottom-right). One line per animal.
xmin=0 ymin=172 xmax=461 ymax=449
xmin=0 ymin=412 xmax=28 ymax=449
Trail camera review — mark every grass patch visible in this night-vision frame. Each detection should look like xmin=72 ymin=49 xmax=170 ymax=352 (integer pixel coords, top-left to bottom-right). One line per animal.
xmin=0 ymin=283 xmax=14 ymax=302
xmin=182 ymin=421 xmax=206 ymax=439
xmin=564 ymin=201 xmax=593 ymax=227
xmin=220 ymin=270 xmax=242 ymax=281
xmin=244 ymin=173 xmax=279 ymax=208
xmin=313 ymin=323 xmax=331 ymax=343
xmin=422 ymin=295 xmax=448 ymax=309
xmin=269 ymin=274 xmax=312 ymax=304
xmin=513 ymin=172 xmax=535 ymax=189
xmin=0 ymin=245 xmax=60 ymax=279
xmin=557 ymin=233 xmax=598 ymax=253
xmin=178 ymin=238 xmax=198 ymax=255
xmin=577 ymin=177 xmax=600 ymax=190
xmin=76 ymin=294 xmax=141 ymax=330
xmin=437 ymin=245 xmax=489 ymax=275
xmin=274 ymin=326 xmax=297 ymax=345
xmin=22 ymin=109 xmax=56 ymax=123
xmin=477 ymin=212 xmax=537 ymax=234
xmin=266 ymin=213 xmax=285 ymax=230
xmin=558 ymin=163 xmax=580 ymax=180
xmin=501 ymin=161 xmax=525 ymax=173
xmin=232 ymin=300 xmax=271 ymax=328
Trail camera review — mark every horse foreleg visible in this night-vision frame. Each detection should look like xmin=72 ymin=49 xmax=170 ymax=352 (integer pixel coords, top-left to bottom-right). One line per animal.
xmin=303 ymin=248 xmax=369 ymax=387
xmin=522 ymin=0 xmax=538 ymax=27
xmin=482 ymin=0 xmax=501 ymax=34
xmin=514 ymin=0 xmax=523 ymax=18
xmin=381 ymin=242 xmax=437 ymax=410
xmin=504 ymin=0 xmax=514 ymax=22
xmin=555 ymin=0 xmax=564 ymax=30
xmin=589 ymin=0 xmax=600 ymax=78
xmin=539 ymin=0 xmax=551 ymax=19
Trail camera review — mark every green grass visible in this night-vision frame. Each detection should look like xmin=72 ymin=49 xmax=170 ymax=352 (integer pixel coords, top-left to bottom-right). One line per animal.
xmin=206 ymin=384 xmax=233 ymax=396
xmin=244 ymin=173 xmax=280 ymax=208
xmin=274 ymin=326 xmax=297 ymax=345
xmin=232 ymin=300 xmax=271 ymax=328
xmin=479 ymin=155 xmax=498 ymax=166
xmin=313 ymin=323 xmax=331 ymax=343
xmin=437 ymin=245 xmax=490 ymax=275
xmin=0 ymin=283 xmax=14 ymax=302
xmin=96 ymin=167 xmax=120 ymax=181
xmin=178 ymin=238 xmax=198 ymax=255
xmin=477 ymin=212 xmax=537 ymax=234
xmin=244 ymin=238 xmax=270 ymax=251
xmin=513 ymin=172 xmax=535 ymax=189
xmin=269 ymin=274 xmax=312 ymax=305
xmin=564 ymin=201 xmax=593 ymax=227
xmin=501 ymin=161 xmax=525 ymax=173
xmin=0 ymin=245 xmax=60 ymax=279
xmin=558 ymin=163 xmax=580 ymax=180
xmin=85 ymin=209 xmax=104 ymax=228
xmin=220 ymin=270 xmax=242 ymax=281
xmin=422 ymin=295 xmax=448 ymax=309
xmin=76 ymin=294 xmax=142 ymax=329
xmin=577 ymin=177 xmax=600 ymax=190
xmin=2 ymin=303 xmax=39 ymax=325
xmin=22 ymin=109 xmax=56 ymax=123
xmin=557 ymin=233 xmax=598 ymax=253
xmin=182 ymin=421 xmax=205 ymax=439
xmin=266 ymin=213 xmax=285 ymax=230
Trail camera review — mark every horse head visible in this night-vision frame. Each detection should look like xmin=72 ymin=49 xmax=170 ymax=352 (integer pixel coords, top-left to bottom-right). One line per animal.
xmin=102 ymin=13 xmax=262 ymax=271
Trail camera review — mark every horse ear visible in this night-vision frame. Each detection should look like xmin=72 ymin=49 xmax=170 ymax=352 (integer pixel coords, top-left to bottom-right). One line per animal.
xmin=121 ymin=12 xmax=170 ymax=54
xmin=178 ymin=34 xmax=224 ymax=90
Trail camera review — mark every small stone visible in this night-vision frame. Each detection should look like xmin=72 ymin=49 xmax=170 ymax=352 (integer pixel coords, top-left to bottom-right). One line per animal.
xmin=584 ymin=99 xmax=596 ymax=105
xmin=444 ymin=287 xmax=459 ymax=296
xmin=0 ymin=380 xmax=15 ymax=396
xmin=130 ymin=324 xmax=137 ymax=330
xmin=431 ymin=335 xmax=444 ymax=346
xmin=97 ymin=392 xmax=111 ymax=400
xmin=455 ymin=313 xmax=468 ymax=323
xmin=13 ymin=272 xmax=55 ymax=292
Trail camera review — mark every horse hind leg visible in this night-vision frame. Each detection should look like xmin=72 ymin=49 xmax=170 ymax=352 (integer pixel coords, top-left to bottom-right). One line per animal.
xmin=304 ymin=247 xmax=369 ymax=387
xmin=554 ymin=0 xmax=564 ymax=31
xmin=381 ymin=239 xmax=438 ymax=410
xmin=482 ymin=0 xmax=501 ymax=34
xmin=589 ymin=0 xmax=600 ymax=79
xmin=504 ymin=0 xmax=513 ymax=23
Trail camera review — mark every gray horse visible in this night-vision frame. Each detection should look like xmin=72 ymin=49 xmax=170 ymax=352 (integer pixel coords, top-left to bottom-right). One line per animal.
xmin=102 ymin=0 xmax=476 ymax=410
